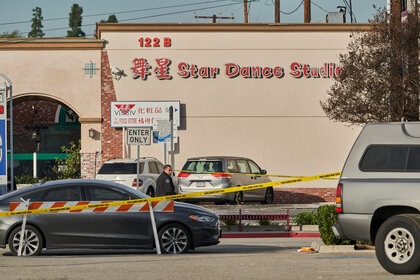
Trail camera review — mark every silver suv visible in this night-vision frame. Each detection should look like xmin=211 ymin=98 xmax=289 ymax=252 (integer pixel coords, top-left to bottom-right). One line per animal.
xmin=96 ymin=157 xmax=164 ymax=197
xmin=177 ymin=156 xmax=274 ymax=204
xmin=333 ymin=122 xmax=420 ymax=275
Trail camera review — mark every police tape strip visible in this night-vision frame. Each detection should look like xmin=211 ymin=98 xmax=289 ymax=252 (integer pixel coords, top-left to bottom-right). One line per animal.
xmin=0 ymin=171 xmax=340 ymax=217
xmin=179 ymin=170 xmax=339 ymax=179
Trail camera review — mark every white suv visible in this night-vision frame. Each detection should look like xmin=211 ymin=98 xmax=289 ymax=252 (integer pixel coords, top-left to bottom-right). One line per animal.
xmin=96 ymin=157 xmax=164 ymax=197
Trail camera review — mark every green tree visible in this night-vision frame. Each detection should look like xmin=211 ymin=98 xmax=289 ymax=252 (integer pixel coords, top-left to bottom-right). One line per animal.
xmin=67 ymin=4 xmax=85 ymax=37
xmin=28 ymin=7 xmax=45 ymax=38
xmin=0 ymin=30 xmax=23 ymax=38
xmin=100 ymin=15 xmax=118 ymax=23
xmin=320 ymin=8 xmax=420 ymax=124
xmin=54 ymin=140 xmax=81 ymax=179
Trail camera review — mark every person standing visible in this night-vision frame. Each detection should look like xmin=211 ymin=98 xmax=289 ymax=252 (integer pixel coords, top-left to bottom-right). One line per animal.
xmin=156 ymin=165 xmax=176 ymax=196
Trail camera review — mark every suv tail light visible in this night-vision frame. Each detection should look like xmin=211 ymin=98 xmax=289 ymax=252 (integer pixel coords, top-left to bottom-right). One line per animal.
xmin=336 ymin=183 xmax=343 ymax=213
xmin=132 ymin=179 xmax=143 ymax=187
xmin=211 ymin=172 xmax=231 ymax=178
xmin=177 ymin=172 xmax=190 ymax=178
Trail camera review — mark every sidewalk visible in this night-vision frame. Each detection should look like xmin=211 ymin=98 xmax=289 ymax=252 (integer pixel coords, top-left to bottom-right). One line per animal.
xmin=221 ymin=224 xmax=320 ymax=238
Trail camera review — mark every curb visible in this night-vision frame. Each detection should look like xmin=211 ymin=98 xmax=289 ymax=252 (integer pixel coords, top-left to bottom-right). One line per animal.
xmin=311 ymin=242 xmax=376 ymax=253
xmin=221 ymin=231 xmax=320 ymax=238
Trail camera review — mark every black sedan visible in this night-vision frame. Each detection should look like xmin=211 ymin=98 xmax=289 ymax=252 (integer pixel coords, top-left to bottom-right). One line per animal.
xmin=0 ymin=179 xmax=221 ymax=256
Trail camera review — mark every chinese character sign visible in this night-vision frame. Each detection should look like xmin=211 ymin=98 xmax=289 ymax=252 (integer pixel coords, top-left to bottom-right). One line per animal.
xmin=110 ymin=101 xmax=180 ymax=128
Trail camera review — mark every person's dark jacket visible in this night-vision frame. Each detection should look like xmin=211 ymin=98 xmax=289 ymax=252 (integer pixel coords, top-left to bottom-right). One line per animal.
xmin=156 ymin=172 xmax=175 ymax=196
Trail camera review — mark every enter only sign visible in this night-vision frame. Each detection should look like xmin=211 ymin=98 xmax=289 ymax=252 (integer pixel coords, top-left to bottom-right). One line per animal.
xmin=126 ymin=127 xmax=152 ymax=145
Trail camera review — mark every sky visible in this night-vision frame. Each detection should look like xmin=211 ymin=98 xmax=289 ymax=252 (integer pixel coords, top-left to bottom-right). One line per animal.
xmin=0 ymin=0 xmax=388 ymax=38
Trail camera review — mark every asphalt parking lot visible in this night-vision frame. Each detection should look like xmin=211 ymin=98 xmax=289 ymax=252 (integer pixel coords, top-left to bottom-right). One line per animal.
xmin=1 ymin=237 xmax=418 ymax=280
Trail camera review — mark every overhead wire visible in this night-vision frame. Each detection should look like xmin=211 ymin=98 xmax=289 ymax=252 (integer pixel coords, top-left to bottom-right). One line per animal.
xmin=281 ymin=0 xmax=304 ymax=15
xmin=0 ymin=0 xmax=233 ymax=27
xmin=343 ymin=0 xmax=357 ymax=23
xmin=311 ymin=0 xmax=329 ymax=13
xmin=0 ymin=0 xmax=241 ymax=37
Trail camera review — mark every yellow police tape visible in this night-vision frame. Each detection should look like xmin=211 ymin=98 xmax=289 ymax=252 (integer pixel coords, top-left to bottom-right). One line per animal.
xmin=0 ymin=171 xmax=341 ymax=217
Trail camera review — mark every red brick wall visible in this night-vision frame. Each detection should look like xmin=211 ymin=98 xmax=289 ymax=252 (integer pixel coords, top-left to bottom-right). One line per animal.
xmin=100 ymin=50 xmax=123 ymax=163
xmin=81 ymin=152 xmax=102 ymax=179
xmin=11 ymin=100 xmax=59 ymax=153
xmin=274 ymin=187 xmax=336 ymax=204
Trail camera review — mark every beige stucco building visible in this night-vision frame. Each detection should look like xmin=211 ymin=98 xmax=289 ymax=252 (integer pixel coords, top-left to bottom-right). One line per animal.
xmin=97 ymin=23 xmax=368 ymax=188
xmin=0 ymin=23 xmax=370 ymax=191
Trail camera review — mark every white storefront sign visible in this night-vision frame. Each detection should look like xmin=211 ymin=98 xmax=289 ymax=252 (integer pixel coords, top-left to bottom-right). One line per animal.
xmin=111 ymin=101 xmax=180 ymax=128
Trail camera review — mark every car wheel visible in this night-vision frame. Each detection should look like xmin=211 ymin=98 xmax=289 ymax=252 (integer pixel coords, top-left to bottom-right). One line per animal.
xmin=159 ymin=223 xmax=191 ymax=254
xmin=262 ymin=187 xmax=274 ymax=204
xmin=375 ymin=214 xmax=420 ymax=274
xmin=146 ymin=187 xmax=155 ymax=197
xmin=8 ymin=225 xmax=44 ymax=256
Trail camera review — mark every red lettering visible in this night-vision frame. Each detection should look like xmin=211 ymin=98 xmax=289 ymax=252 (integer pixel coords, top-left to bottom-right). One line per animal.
xmin=301 ymin=64 xmax=310 ymax=77
xmin=335 ymin=65 xmax=343 ymax=76
xmin=290 ymin=62 xmax=302 ymax=78
xmin=154 ymin=58 xmax=172 ymax=80
xmin=290 ymin=62 xmax=342 ymax=78
xmin=273 ymin=66 xmax=284 ymax=78
xmin=262 ymin=67 xmax=273 ymax=78
xmin=153 ymin=38 xmax=160 ymax=47
xmin=177 ymin=62 xmax=190 ymax=78
xmin=189 ymin=64 xmax=198 ymax=78
xmin=144 ymin=38 xmax=152 ymax=47
xmin=225 ymin=63 xmax=239 ymax=78
xmin=131 ymin=58 xmax=151 ymax=80
xmin=138 ymin=37 xmax=172 ymax=48
xmin=178 ymin=63 xmax=219 ymax=78
xmin=163 ymin=37 xmax=172 ymax=47
xmin=240 ymin=67 xmax=251 ymax=78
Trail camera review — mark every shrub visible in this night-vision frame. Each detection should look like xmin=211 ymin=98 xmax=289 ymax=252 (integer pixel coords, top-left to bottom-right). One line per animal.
xmin=292 ymin=210 xmax=318 ymax=225
xmin=222 ymin=219 xmax=237 ymax=231
xmin=14 ymin=174 xmax=39 ymax=184
xmin=317 ymin=204 xmax=354 ymax=245
xmin=258 ymin=219 xmax=271 ymax=226
xmin=53 ymin=140 xmax=81 ymax=179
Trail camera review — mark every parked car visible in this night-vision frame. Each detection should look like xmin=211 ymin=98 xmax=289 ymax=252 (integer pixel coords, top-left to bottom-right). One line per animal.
xmin=96 ymin=157 xmax=164 ymax=197
xmin=0 ymin=179 xmax=221 ymax=256
xmin=177 ymin=156 xmax=274 ymax=204
xmin=332 ymin=122 xmax=420 ymax=274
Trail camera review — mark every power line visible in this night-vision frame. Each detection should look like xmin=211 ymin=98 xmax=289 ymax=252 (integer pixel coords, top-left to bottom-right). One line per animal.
xmin=311 ymin=1 xmax=329 ymax=13
xmin=280 ymin=0 xmax=304 ymax=15
xmin=1 ymin=0 xmax=240 ymax=37
xmin=269 ymin=0 xmax=329 ymax=16
xmin=343 ymin=0 xmax=357 ymax=23
xmin=0 ymin=0 xmax=232 ymax=26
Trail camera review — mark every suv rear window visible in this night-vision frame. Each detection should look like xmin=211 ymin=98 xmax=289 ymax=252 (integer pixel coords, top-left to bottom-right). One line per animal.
xmin=97 ymin=162 xmax=145 ymax=174
xmin=182 ymin=160 xmax=223 ymax=172
xmin=360 ymin=145 xmax=420 ymax=171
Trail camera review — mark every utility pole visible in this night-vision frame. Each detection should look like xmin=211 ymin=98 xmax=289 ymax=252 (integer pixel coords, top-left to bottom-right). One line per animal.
xmin=244 ymin=0 xmax=249 ymax=23
xmin=390 ymin=0 xmax=402 ymax=121
xmin=274 ymin=0 xmax=280 ymax=23
xmin=195 ymin=14 xmax=234 ymax=23
xmin=304 ymin=0 xmax=311 ymax=23
xmin=391 ymin=0 xmax=401 ymax=23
